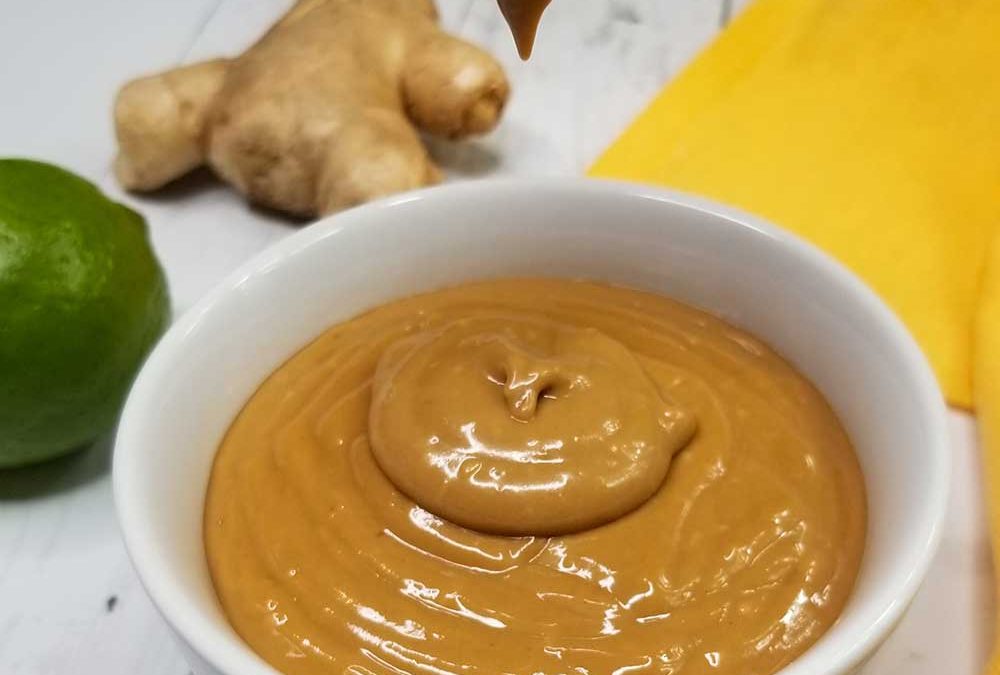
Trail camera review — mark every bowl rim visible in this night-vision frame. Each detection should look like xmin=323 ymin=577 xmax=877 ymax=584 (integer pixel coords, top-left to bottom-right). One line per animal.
xmin=113 ymin=176 xmax=951 ymax=675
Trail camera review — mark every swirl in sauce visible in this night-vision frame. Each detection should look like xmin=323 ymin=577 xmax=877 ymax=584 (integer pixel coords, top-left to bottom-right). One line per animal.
xmin=206 ymin=278 xmax=866 ymax=675
xmin=370 ymin=315 xmax=696 ymax=535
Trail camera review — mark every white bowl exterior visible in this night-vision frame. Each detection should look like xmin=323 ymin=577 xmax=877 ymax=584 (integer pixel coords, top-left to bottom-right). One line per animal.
xmin=114 ymin=179 xmax=949 ymax=675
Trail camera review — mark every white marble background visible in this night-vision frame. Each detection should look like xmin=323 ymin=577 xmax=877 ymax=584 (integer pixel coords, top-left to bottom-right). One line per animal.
xmin=0 ymin=0 xmax=993 ymax=673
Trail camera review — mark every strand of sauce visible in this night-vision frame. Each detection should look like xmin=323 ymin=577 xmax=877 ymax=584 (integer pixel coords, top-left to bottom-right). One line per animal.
xmin=205 ymin=278 xmax=866 ymax=675
xmin=498 ymin=0 xmax=552 ymax=59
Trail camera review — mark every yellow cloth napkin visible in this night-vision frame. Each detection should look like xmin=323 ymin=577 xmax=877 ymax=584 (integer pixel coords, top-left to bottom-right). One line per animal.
xmin=978 ymin=235 xmax=1000 ymax=673
xmin=590 ymin=0 xmax=1000 ymax=409
xmin=589 ymin=0 xmax=1000 ymax=666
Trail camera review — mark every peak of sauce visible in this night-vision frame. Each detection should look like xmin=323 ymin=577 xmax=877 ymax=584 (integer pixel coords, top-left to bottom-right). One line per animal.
xmin=206 ymin=278 xmax=866 ymax=675
xmin=497 ymin=0 xmax=552 ymax=59
xmin=369 ymin=315 xmax=696 ymax=536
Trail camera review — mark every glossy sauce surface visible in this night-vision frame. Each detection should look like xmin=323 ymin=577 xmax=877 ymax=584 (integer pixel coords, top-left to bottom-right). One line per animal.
xmin=369 ymin=315 xmax=697 ymax=535
xmin=205 ymin=278 xmax=866 ymax=675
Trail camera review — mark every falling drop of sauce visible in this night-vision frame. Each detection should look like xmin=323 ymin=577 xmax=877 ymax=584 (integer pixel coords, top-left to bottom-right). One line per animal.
xmin=497 ymin=0 xmax=552 ymax=59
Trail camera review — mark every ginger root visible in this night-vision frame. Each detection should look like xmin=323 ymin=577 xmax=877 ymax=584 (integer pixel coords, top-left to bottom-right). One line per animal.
xmin=113 ymin=0 xmax=509 ymax=216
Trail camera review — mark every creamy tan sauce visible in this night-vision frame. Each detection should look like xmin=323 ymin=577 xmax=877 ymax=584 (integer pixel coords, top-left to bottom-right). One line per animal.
xmin=498 ymin=0 xmax=552 ymax=59
xmin=206 ymin=278 xmax=866 ymax=675
xmin=370 ymin=315 xmax=697 ymax=536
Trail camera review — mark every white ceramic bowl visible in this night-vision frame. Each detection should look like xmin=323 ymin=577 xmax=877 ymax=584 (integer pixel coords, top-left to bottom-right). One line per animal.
xmin=114 ymin=178 xmax=949 ymax=675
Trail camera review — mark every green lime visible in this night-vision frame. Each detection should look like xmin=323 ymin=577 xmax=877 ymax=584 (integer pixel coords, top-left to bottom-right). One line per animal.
xmin=0 ymin=159 xmax=170 ymax=468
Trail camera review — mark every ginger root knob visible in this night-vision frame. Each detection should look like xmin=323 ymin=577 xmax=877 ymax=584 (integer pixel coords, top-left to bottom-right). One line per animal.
xmin=112 ymin=0 xmax=510 ymax=217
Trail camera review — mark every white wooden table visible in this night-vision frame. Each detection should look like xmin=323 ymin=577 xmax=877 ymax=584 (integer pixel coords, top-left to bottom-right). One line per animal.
xmin=0 ymin=1 xmax=993 ymax=672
